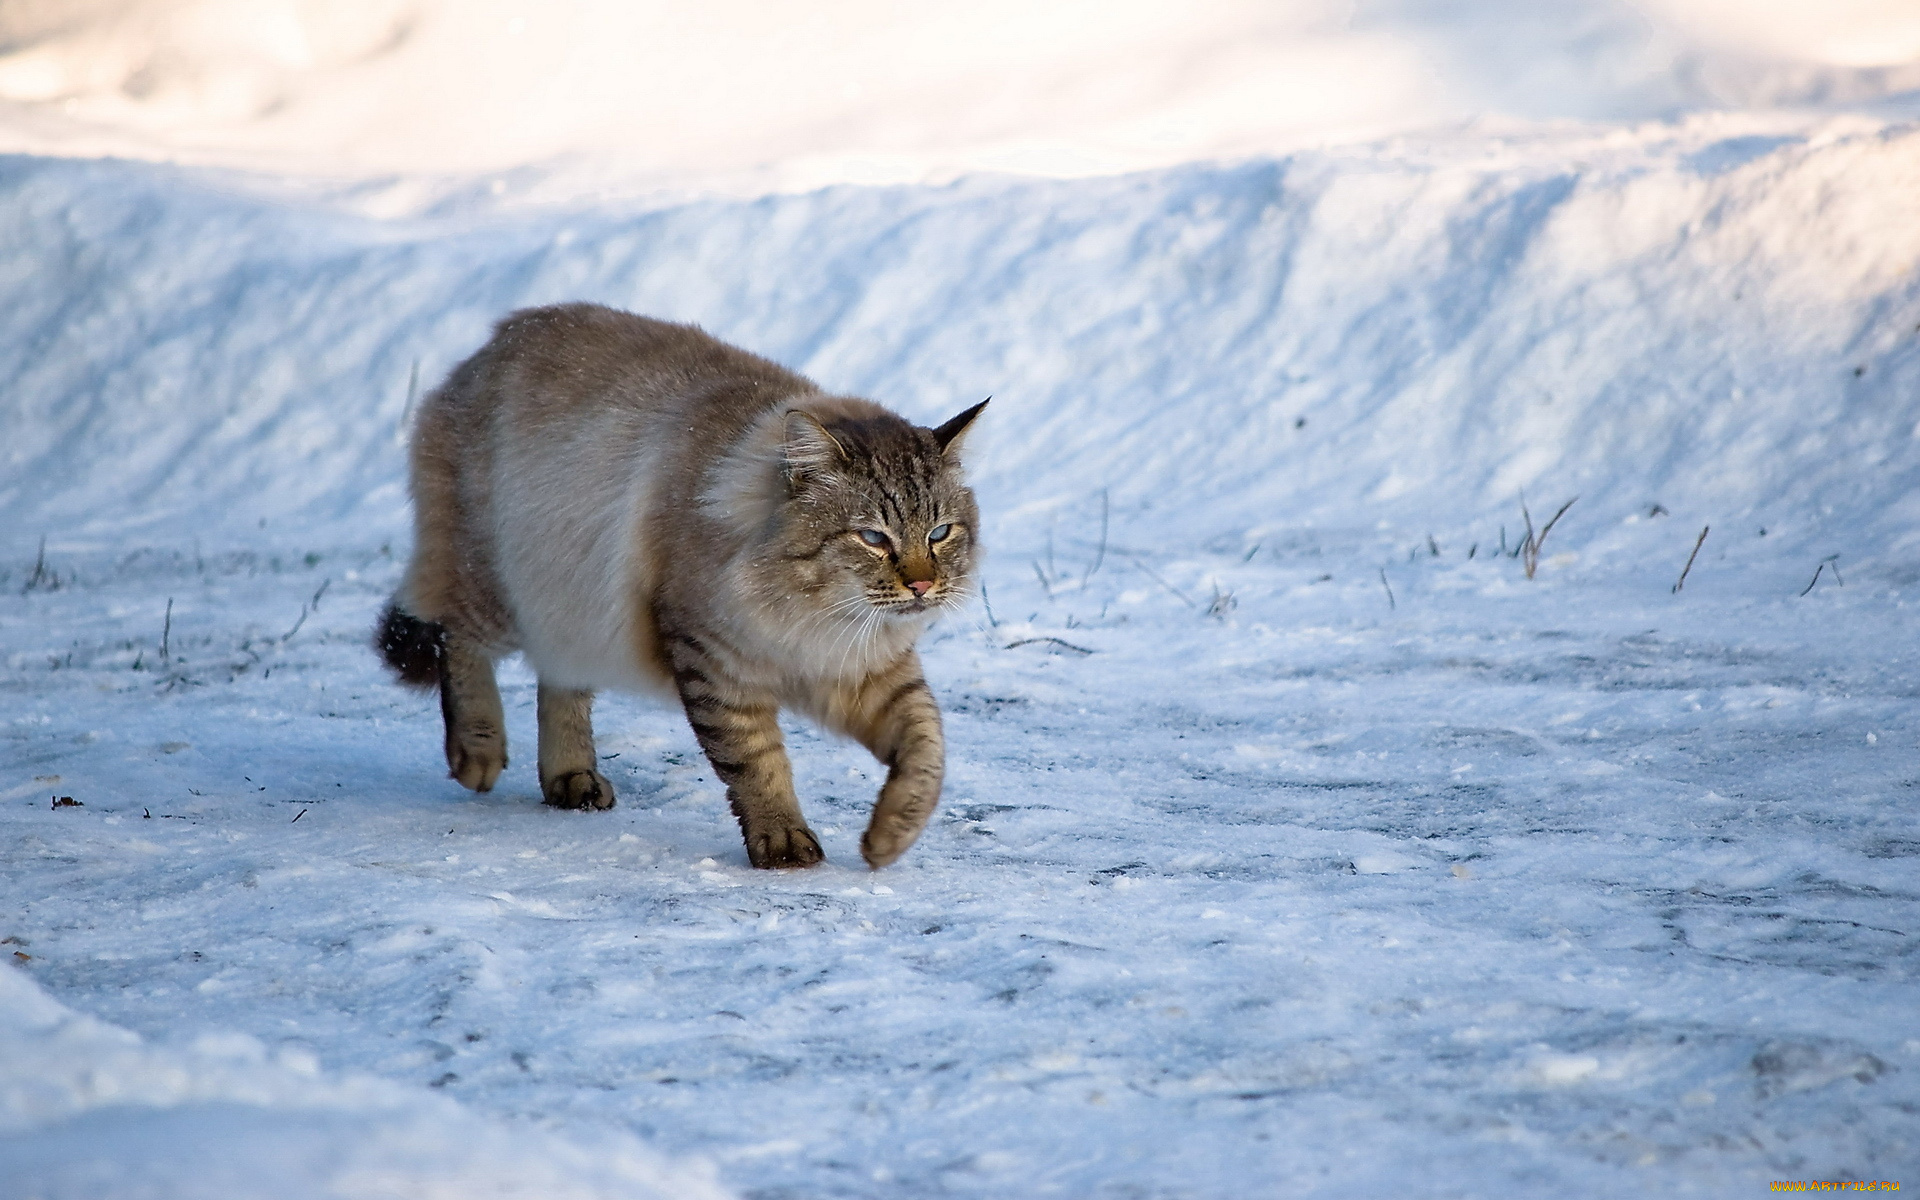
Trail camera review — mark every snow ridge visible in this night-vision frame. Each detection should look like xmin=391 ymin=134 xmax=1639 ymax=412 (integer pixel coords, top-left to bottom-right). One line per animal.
xmin=4 ymin=119 xmax=1918 ymax=567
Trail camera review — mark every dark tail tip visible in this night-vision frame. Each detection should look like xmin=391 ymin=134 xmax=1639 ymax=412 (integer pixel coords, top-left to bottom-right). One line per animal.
xmin=374 ymin=602 xmax=444 ymax=689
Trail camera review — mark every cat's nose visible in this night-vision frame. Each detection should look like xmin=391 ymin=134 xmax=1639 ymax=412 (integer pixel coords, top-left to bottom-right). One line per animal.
xmin=907 ymin=580 xmax=933 ymax=596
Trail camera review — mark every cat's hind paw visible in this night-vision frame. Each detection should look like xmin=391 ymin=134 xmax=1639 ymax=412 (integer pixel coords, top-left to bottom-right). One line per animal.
xmin=541 ymin=769 xmax=616 ymax=811
xmin=745 ymin=823 xmax=824 ymax=869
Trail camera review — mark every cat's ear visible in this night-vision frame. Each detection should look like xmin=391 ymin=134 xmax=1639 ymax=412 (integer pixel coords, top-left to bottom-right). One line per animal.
xmin=783 ymin=410 xmax=846 ymax=485
xmin=931 ymin=397 xmax=989 ymax=459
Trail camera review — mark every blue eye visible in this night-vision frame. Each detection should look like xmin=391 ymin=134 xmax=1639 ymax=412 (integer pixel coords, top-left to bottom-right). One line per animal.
xmin=928 ymin=524 xmax=952 ymax=543
xmin=857 ymin=529 xmax=890 ymax=548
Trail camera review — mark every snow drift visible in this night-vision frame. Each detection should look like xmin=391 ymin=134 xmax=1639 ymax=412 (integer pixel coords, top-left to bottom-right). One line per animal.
xmin=5 ymin=117 xmax=1918 ymax=569
xmin=0 ymin=964 xmax=730 ymax=1199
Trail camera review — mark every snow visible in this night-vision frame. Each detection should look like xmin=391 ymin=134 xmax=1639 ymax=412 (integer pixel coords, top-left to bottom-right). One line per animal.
xmin=2 ymin=1 xmax=1918 ymax=201
xmin=5 ymin=2 xmax=1920 ymax=1196
xmin=0 ymin=964 xmax=729 ymax=1199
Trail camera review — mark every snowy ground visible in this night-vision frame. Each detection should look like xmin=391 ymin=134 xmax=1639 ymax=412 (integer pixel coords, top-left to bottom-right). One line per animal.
xmin=6 ymin=2 xmax=1920 ymax=1196
xmin=7 ymin=526 xmax=1918 ymax=1196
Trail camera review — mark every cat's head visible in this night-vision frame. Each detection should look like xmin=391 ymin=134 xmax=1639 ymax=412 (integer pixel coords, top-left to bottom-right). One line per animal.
xmin=773 ymin=398 xmax=986 ymax=623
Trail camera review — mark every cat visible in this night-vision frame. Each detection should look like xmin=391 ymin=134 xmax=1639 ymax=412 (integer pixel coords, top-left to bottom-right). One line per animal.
xmin=374 ymin=302 xmax=986 ymax=869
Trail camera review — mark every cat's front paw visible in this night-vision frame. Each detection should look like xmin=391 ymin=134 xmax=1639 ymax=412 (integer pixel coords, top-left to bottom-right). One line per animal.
xmin=859 ymin=827 xmax=912 ymax=870
xmin=860 ymin=759 xmax=941 ymax=869
xmin=446 ymin=730 xmax=506 ymax=793
xmin=541 ymin=769 xmax=616 ymax=810
xmin=745 ymin=823 xmax=824 ymax=869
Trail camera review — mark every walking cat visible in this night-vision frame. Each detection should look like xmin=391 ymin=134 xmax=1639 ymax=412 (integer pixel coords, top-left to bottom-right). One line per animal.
xmin=374 ymin=303 xmax=986 ymax=869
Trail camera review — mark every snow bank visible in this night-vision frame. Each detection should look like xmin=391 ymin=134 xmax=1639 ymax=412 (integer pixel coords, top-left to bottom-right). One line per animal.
xmin=5 ymin=116 xmax=1917 ymax=568
xmin=0 ymin=1 xmax=1915 ymax=196
xmin=0 ymin=963 xmax=730 ymax=1199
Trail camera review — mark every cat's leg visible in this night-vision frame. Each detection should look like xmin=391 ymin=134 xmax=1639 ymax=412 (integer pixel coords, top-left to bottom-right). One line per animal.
xmin=440 ymin=635 xmax=507 ymax=792
xmin=666 ymin=635 xmax=822 ymax=868
xmin=537 ymin=683 xmax=615 ymax=810
xmin=837 ymin=654 xmax=945 ymax=869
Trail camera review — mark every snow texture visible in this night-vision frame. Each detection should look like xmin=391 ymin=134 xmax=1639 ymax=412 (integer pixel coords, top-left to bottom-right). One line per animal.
xmin=4 ymin=4 xmax=1920 ymax=1197
xmin=0 ymin=962 xmax=730 ymax=1199
xmin=3 ymin=1 xmax=1919 ymax=196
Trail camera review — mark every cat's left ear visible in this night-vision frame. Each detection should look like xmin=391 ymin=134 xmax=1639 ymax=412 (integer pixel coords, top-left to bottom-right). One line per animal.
xmin=931 ymin=397 xmax=989 ymax=459
xmin=783 ymin=410 xmax=846 ymax=486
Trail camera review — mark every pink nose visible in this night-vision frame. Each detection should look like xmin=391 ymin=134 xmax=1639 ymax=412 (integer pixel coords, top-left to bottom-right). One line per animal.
xmin=907 ymin=580 xmax=933 ymax=596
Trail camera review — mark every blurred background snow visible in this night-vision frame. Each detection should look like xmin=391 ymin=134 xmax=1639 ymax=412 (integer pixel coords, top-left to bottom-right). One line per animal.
xmin=1 ymin=0 xmax=1916 ymax=199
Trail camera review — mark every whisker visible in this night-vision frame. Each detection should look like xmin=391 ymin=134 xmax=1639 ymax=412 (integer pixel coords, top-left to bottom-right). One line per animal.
xmin=821 ymin=600 xmax=876 ymax=677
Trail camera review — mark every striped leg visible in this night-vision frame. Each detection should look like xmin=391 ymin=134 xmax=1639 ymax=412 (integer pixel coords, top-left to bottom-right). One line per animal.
xmin=838 ymin=654 xmax=945 ymax=869
xmin=667 ymin=634 xmax=822 ymax=869
xmin=537 ymin=683 xmax=614 ymax=810
xmin=440 ymin=634 xmax=507 ymax=792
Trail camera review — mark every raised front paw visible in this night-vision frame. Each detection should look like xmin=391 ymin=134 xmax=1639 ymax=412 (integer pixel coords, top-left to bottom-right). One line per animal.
xmin=860 ymin=812 xmax=927 ymax=870
xmin=446 ymin=730 xmax=506 ymax=793
xmin=744 ymin=822 xmax=824 ymax=869
xmin=541 ymin=769 xmax=616 ymax=810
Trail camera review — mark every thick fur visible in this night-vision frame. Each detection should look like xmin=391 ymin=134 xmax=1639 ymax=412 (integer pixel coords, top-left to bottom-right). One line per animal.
xmin=378 ymin=303 xmax=984 ymax=868
xmin=373 ymin=603 xmax=443 ymax=688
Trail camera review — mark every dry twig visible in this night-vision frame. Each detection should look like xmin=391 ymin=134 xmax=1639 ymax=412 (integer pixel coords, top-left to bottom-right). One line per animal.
xmin=1123 ymin=554 xmax=1195 ymax=607
xmin=1520 ymin=496 xmax=1577 ymax=579
xmin=1800 ymin=556 xmax=1841 ymax=597
xmin=1082 ymin=489 xmax=1109 ymax=585
xmin=1206 ymin=582 xmax=1237 ymax=619
xmin=1031 ymin=561 xmax=1054 ymax=600
xmin=1005 ymin=636 xmax=1095 ymax=655
xmin=1672 ymin=526 xmax=1708 ymax=594
xmin=401 ymin=359 xmax=420 ymax=425
xmin=22 ymin=535 xmax=51 ymax=594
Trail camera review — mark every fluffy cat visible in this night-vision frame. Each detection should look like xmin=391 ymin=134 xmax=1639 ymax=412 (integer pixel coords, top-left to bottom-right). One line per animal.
xmin=374 ymin=303 xmax=986 ymax=869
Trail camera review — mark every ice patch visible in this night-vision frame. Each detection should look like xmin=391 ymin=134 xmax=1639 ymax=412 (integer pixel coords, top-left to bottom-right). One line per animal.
xmin=1355 ymin=852 xmax=1421 ymax=875
xmin=1526 ymin=1053 xmax=1601 ymax=1086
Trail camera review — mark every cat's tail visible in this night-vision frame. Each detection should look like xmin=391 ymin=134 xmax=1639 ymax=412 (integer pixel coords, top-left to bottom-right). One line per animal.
xmin=373 ymin=601 xmax=445 ymax=690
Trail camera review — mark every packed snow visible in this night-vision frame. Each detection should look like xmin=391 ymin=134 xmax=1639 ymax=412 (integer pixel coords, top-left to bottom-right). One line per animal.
xmin=5 ymin=2 xmax=1920 ymax=1197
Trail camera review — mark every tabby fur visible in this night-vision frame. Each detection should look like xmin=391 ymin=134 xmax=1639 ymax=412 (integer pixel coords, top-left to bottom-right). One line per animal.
xmin=375 ymin=303 xmax=985 ymax=869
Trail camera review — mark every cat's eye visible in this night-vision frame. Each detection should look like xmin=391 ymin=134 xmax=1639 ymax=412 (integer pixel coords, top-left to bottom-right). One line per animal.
xmin=856 ymin=529 xmax=891 ymax=549
xmin=927 ymin=524 xmax=952 ymax=544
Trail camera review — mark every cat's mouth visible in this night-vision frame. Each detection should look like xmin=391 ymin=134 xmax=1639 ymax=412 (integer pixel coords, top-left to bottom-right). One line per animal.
xmin=873 ymin=590 xmax=941 ymax=615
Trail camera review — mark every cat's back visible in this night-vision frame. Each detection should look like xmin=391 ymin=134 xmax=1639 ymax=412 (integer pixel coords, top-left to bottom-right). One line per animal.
xmin=475 ymin=302 xmax=815 ymax=540
xmin=476 ymin=303 xmax=804 ymax=436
